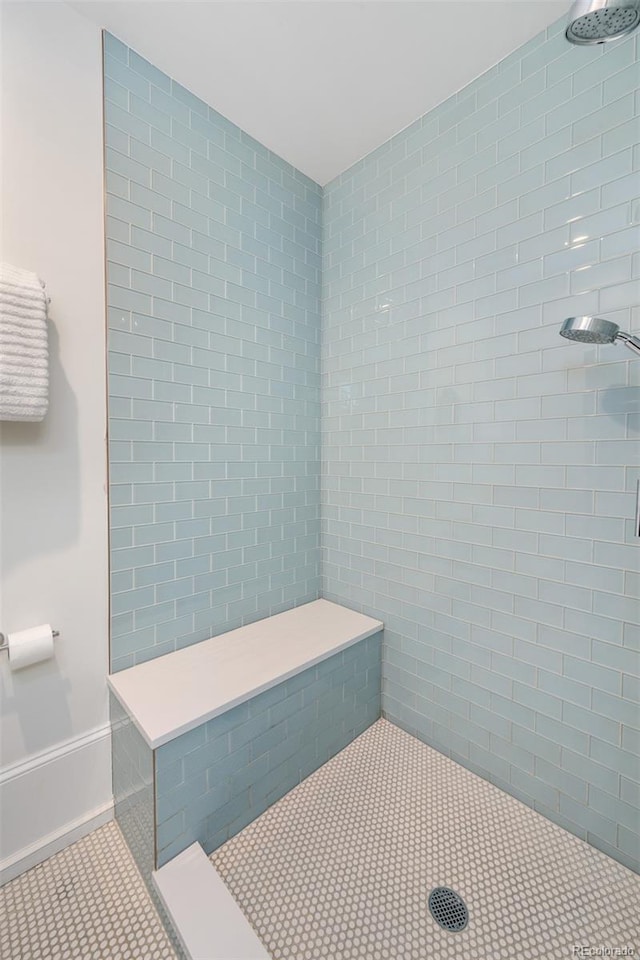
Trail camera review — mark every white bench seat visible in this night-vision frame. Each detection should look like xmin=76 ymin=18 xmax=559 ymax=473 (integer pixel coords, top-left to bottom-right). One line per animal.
xmin=108 ymin=599 xmax=383 ymax=749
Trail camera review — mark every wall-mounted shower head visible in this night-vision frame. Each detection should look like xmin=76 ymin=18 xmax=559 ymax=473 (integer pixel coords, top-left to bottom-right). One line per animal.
xmin=560 ymin=316 xmax=619 ymax=343
xmin=566 ymin=0 xmax=640 ymax=44
xmin=559 ymin=317 xmax=640 ymax=356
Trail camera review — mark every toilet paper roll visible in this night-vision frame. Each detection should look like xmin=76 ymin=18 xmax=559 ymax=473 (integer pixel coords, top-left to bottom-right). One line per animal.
xmin=7 ymin=623 xmax=55 ymax=671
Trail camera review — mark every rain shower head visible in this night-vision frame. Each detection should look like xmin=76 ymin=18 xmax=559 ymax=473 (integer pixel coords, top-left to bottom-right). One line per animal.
xmin=560 ymin=317 xmax=640 ymax=355
xmin=560 ymin=316 xmax=619 ymax=343
xmin=566 ymin=0 xmax=640 ymax=44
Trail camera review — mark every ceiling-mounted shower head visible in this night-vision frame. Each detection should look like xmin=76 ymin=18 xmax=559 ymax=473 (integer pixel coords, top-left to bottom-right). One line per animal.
xmin=566 ymin=0 xmax=640 ymax=43
xmin=560 ymin=317 xmax=640 ymax=356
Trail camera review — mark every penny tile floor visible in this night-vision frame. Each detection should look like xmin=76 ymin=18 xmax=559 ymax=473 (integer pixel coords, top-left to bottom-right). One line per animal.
xmin=212 ymin=718 xmax=640 ymax=960
xmin=2 ymin=719 xmax=639 ymax=959
xmin=0 ymin=820 xmax=176 ymax=960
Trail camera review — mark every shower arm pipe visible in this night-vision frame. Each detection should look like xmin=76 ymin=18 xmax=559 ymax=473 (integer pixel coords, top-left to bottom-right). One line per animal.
xmin=615 ymin=330 xmax=640 ymax=356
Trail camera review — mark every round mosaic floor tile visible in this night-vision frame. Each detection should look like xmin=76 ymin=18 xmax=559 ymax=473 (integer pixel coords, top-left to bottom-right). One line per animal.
xmin=212 ymin=718 xmax=640 ymax=960
xmin=0 ymin=821 xmax=177 ymax=960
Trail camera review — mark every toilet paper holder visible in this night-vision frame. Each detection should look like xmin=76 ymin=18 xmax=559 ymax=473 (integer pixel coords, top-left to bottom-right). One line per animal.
xmin=0 ymin=628 xmax=60 ymax=652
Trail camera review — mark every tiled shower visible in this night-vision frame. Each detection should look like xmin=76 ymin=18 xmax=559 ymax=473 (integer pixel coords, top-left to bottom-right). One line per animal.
xmin=322 ymin=21 xmax=640 ymax=872
xmin=105 ymin=12 xmax=639 ymax=890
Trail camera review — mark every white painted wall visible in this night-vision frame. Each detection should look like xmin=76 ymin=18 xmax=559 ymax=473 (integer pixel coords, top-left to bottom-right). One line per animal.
xmin=68 ymin=0 xmax=567 ymax=185
xmin=0 ymin=0 xmax=112 ymax=882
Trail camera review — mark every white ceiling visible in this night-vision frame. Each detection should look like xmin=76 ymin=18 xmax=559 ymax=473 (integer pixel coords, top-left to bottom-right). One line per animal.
xmin=69 ymin=0 xmax=568 ymax=185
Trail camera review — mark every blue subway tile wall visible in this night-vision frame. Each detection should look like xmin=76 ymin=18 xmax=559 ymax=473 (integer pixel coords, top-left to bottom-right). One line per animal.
xmin=105 ymin=33 xmax=322 ymax=671
xmin=154 ymin=633 xmax=381 ymax=866
xmin=110 ymin=694 xmax=155 ymax=882
xmin=322 ymin=22 xmax=640 ymax=872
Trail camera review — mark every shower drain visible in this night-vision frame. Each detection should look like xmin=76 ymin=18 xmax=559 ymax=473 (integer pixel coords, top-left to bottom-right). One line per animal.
xmin=428 ymin=887 xmax=469 ymax=932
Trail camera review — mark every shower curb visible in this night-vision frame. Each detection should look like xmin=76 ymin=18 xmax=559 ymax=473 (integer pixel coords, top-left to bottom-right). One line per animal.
xmin=152 ymin=842 xmax=269 ymax=960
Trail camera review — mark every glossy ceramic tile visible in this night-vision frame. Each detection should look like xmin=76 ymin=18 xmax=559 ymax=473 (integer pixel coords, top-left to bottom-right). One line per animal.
xmin=104 ymin=33 xmax=322 ymax=672
xmin=322 ymin=23 xmax=640 ymax=871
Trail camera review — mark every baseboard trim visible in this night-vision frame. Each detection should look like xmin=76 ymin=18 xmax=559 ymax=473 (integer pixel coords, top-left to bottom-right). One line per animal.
xmin=0 ymin=722 xmax=112 ymax=786
xmin=0 ymin=799 xmax=114 ymax=886
xmin=0 ymin=722 xmax=114 ymax=886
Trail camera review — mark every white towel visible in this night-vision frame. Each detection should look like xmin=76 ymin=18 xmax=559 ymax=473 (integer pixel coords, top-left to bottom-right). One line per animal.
xmin=0 ymin=262 xmax=49 ymax=421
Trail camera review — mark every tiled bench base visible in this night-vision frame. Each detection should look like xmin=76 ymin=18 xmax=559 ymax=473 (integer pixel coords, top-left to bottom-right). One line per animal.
xmin=156 ymin=631 xmax=381 ymax=865
xmin=110 ymin=696 xmax=187 ymax=959
xmin=112 ymin=629 xmax=382 ymax=873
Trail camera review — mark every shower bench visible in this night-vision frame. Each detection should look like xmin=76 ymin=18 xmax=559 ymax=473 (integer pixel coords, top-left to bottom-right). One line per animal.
xmin=108 ymin=599 xmax=383 ymax=899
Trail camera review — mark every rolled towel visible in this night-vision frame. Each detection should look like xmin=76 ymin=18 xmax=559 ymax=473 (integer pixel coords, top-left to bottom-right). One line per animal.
xmin=0 ymin=262 xmax=49 ymax=421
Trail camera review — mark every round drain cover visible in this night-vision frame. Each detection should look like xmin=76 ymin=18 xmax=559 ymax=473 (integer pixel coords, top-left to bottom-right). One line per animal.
xmin=428 ymin=887 xmax=468 ymax=932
